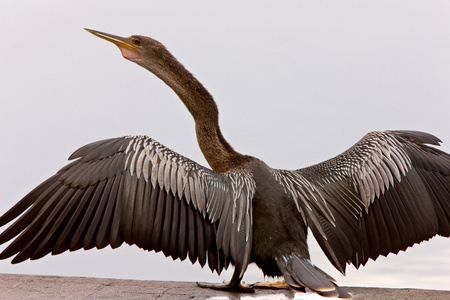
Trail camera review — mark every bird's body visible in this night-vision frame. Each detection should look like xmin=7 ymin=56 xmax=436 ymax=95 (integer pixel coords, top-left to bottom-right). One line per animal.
xmin=250 ymin=159 xmax=310 ymax=277
xmin=1 ymin=29 xmax=449 ymax=299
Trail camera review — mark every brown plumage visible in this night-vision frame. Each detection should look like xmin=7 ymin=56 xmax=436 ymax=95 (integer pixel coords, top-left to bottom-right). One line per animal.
xmin=1 ymin=29 xmax=449 ymax=299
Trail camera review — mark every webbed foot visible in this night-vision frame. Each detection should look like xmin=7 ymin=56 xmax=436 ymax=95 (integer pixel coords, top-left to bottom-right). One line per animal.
xmin=249 ymin=280 xmax=290 ymax=290
xmin=197 ymin=281 xmax=255 ymax=293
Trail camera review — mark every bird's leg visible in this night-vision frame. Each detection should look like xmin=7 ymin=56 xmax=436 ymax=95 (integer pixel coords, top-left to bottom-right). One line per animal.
xmin=197 ymin=268 xmax=254 ymax=293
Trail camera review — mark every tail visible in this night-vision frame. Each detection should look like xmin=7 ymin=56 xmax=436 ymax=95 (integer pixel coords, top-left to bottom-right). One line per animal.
xmin=276 ymin=254 xmax=351 ymax=299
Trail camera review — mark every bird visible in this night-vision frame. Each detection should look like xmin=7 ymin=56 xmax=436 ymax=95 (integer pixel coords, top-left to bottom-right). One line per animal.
xmin=1 ymin=29 xmax=449 ymax=299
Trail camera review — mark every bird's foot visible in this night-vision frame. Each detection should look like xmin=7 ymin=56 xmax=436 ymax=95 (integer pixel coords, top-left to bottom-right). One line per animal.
xmin=249 ymin=279 xmax=290 ymax=290
xmin=197 ymin=281 xmax=255 ymax=293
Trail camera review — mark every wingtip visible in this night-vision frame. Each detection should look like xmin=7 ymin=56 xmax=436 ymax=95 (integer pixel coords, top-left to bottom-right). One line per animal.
xmin=392 ymin=130 xmax=442 ymax=146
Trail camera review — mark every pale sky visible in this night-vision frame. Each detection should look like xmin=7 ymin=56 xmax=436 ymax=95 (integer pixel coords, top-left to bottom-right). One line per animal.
xmin=0 ymin=1 xmax=449 ymax=291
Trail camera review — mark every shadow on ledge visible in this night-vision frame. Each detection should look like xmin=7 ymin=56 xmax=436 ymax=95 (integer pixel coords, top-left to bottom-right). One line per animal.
xmin=0 ymin=273 xmax=449 ymax=299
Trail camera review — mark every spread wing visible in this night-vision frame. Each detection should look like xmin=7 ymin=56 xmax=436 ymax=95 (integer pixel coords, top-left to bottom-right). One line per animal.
xmin=273 ymin=130 xmax=450 ymax=273
xmin=0 ymin=136 xmax=255 ymax=276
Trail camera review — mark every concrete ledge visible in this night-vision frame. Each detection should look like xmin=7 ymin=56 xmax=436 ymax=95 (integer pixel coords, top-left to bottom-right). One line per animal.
xmin=0 ymin=273 xmax=449 ymax=299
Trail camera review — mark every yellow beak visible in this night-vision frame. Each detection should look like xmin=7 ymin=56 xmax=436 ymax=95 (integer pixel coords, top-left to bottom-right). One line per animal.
xmin=85 ymin=28 xmax=141 ymax=60
xmin=84 ymin=28 xmax=135 ymax=49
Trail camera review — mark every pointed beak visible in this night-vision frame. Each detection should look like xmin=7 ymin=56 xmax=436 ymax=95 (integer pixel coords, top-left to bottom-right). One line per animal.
xmin=84 ymin=28 xmax=133 ymax=49
xmin=84 ymin=28 xmax=141 ymax=60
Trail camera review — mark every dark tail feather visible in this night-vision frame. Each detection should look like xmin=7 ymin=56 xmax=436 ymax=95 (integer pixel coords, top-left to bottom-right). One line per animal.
xmin=276 ymin=253 xmax=351 ymax=299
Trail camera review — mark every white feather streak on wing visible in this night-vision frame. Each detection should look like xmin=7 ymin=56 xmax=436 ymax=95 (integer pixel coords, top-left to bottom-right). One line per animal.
xmin=271 ymin=169 xmax=335 ymax=235
xmin=128 ymin=136 xmax=248 ymax=217
xmin=124 ymin=138 xmax=134 ymax=154
xmin=135 ymin=149 xmax=146 ymax=180
xmin=196 ymin=169 xmax=209 ymax=217
xmin=215 ymin=169 xmax=253 ymax=231
xmin=142 ymin=140 xmax=153 ymax=182
xmin=6 ymin=134 xmax=259 ymax=274
xmin=193 ymin=176 xmax=203 ymax=211
xmin=163 ymin=156 xmax=171 ymax=193
xmin=107 ymin=136 xmax=257 ymax=272
xmin=150 ymin=148 xmax=159 ymax=188
xmin=294 ymin=131 xmax=414 ymax=219
xmin=205 ymin=178 xmax=217 ymax=218
xmin=176 ymin=167 xmax=184 ymax=198
xmin=349 ymin=133 xmax=412 ymax=210
xmin=170 ymin=158 xmax=178 ymax=196
xmin=224 ymin=170 xmax=255 ymax=273
xmin=228 ymin=176 xmax=238 ymax=225
xmin=184 ymin=173 xmax=191 ymax=204
xmin=188 ymin=176 xmax=196 ymax=209
xmin=269 ymin=132 xmax=419 ymax=241
xmin=381 ymin=146 xmax=403 ymax=183
xmin=142 ymin=155 xmax=151 ymax=182
xmin=205 ymin=177 xmax=228 ymax=223
xmin=236 ymin=188 xmax=245 ymax=231
xmin=130 ymin=139 xmax=144 ymax=176
xmin=123 ymin=151 xmax=133 ymax=173
xmin=128 ymin=149 xmax=137 ymax=176
xmin=157 ymin=155 xmax=167 ymax=189
xmin=378 ymin=158 xmax=394 ymax=188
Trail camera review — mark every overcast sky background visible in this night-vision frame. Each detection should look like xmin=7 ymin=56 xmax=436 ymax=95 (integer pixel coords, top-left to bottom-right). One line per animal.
xmin=0 ymin=1 xmax=449 ymax=293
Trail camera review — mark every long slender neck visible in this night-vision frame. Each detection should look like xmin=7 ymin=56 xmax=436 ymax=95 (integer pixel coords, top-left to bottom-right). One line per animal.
xmin=140 ymin=49 xmax=247 ymax=172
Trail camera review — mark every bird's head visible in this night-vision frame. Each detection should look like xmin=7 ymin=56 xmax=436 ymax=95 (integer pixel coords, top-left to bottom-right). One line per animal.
xmin=85 ymin=28 xmax=173 ymax=74
xmin=84 ymin=28 xmax=214 ymax=121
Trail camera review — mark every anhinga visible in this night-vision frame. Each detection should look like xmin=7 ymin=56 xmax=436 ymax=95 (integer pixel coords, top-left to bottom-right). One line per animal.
xmin=1 ymin=29 xmax=449 ymax=299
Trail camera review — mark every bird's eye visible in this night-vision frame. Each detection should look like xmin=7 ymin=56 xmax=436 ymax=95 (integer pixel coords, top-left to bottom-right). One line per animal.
xmin=133 ymin=39 xmax=141 ymax=46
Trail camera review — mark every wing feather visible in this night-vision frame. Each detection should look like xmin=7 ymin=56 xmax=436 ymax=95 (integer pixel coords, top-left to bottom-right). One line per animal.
xmin=131 ymin=176 xmax=146 ymax=244
xmin=274 ymin=130 xmax=450 ymax=273
xmin=151 ymin=187 xmax=167 ymax=252
xmin=169 ymin=190 xmax=180 ymax=260
xmin=161 ymin=190 xmax=174 ymax=257
xmin=187 ymin=206 xmax=197 ymax=264
xmin=95 ymin=175 xmax=121 ymax=249
xmin=31 ymin=188 xmax=79 ymax=259
xmin=0 ymin=135 xmax=255 ymax=276
xmin=10 ymin=185 xmax=71 ymax=263
xmin=177 ymin=195 xmax=188 ymax=261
